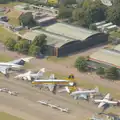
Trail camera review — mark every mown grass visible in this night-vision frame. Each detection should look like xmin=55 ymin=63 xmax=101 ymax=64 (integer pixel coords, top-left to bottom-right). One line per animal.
xmin=0 ymin=2 xmax=24 ymax=8
xmin=46 ymin=56 xmax=69 ymax=63
xmin=45 ymin=71 xmax=120 ymax=99
xmin=110 ymin=30 xmax=120 ymax=38
xmin=6 ymin=10 xmax=21 ymax=26
xmin=0 ymin=53 xmax=13 ymax=62
xmin=0 ymin=26 xmax=17 ymax=42
xmin=0 ymin=112 xmax=24 ymax=120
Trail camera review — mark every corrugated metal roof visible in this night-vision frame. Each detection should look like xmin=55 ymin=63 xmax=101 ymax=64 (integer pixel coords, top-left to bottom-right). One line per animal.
xmin=89 ymin=49 xmax=120 ymax=68
xmin=22 ymin=30 xmax=73 ymax=47
xmin=45 ymin=23 xmax=99 ymax=40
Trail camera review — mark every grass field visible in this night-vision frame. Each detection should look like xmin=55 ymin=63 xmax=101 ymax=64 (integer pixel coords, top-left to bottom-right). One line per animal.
xmin=6 ymin=10 xmax=21 ymax=26
xmin=0 ymin=112 xmax=24 ymax=120
xmin=0 ymin=53 xmax=13 ymax=61
xmin=0 ymin=26 xmax=17 ymax=42
xmin=0 ymin=2 xmax=24 ymax=8
xmin=0 ymin=53 xmax=120 ymax=99
xmin=110 ymin=30 xmax=120 ymax=38
xmin=45 ymin=71 xmax=120 ymax=99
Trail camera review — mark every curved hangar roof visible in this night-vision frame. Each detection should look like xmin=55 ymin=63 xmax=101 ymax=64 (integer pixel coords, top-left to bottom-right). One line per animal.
xmin=45 ymin=23 xmax=99 ymax=41
xmin=22 ymin=23 xmax=100 ymax=48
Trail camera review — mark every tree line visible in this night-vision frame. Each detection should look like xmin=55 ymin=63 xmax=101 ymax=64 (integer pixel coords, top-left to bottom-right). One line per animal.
xmin=58 ymin=0 xmax=120 ymax=28
xmin=75 ymin=56 xmax=119 ymax=80
xmin=4 ymin=34 xmax=47 ymax=56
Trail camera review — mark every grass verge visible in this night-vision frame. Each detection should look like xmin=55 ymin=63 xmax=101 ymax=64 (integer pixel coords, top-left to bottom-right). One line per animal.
xmin=0 ymin=112 xmax=24 ymax=120
xmin=45 ymin=71 xmax=120 ymax=99
xmin=0 ymin=2 xmax=24 ymax=8
xmin=0 ymin=26 xmax=17 ymax=42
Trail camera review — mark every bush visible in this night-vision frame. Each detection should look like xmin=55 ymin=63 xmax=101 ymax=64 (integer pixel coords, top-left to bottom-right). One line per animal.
xmin=75 ymin=56 xmax=88 ymax=72
xmin=105 ymin=67 xmax=119 ymax=80
xmin=28 ymin=45 xmax=40 ymax=56
xmin=96 ymin=67 xmax=105 ymax=75
xmin=4 ymin=38 xmax=16 ymax=51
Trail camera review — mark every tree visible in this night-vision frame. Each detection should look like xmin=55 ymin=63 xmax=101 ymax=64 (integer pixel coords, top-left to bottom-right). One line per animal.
xmin=14 ymin=40 xmax=30 ymax=54
xmin=58 ymin=5 xmax=73 ymax=18
xmin=96 ymin=67 xmax=105 ymax=75
xmin=106 ymin=6 xmax=120 ymax=25
xmin=89 ymin=24 xmax=97 ymax=30
xmin=105 ymin=67 xmax=119 ymax=80
xmin=4 ymin=38 xmax=16 ymax=51
xmin=29 ymin=45 xmax=40 ymax=56
xmin=84 ymin=2 xmax=106 ymax=26
xmin=75 ymin=56 xmax=88 ymax=72
xmin=32 ymin=34 xmax=47 ymax=54
xmin=19 ymin=12 xmax=34 ymax=27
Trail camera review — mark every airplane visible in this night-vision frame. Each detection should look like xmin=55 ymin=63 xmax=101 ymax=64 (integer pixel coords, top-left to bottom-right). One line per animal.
xmin=65 ymin=86 xmax=99 ymax=100
xmin=37 ymin=100 xmax=48 ymax=106
xmin=57 ymin=107 xmax=69 ymax=113
xmin=32 ymin=74 xmax=75 ymax=93
xmin=14 ymin=68 xmax=45 ymax=81
xmin=0 ymin=88 xmax=9 ymax=92
xmin=94 ymin=93 xmax=120 ymax=109
xmin=8 ymin=91 xmax=18 ymax=96
xmin=0 ymin=57 xmax=33 ymax=75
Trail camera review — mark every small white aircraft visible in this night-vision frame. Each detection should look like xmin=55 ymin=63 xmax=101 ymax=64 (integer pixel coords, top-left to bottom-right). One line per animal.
xmin=32 ymin=74 xmax=75 ymax=93
xmin=0 ymin=57 xmax=33 ymax=75
xmin=0 ymin=88 xmax=9 ymax=92
xmin=8 ymin=91 xmax=18 ymax=96
xmin=66 ymin=86 xmax=99 ymax=100
xmin=14 ymin=68 xmax=45 ymax=81
xmin=37 ymin=100 xmax=48 ymax=106
xmin=94 ymin=93 xmax=120 ymax=108
xmin=57 ymin=107 xmax=69 ymax=113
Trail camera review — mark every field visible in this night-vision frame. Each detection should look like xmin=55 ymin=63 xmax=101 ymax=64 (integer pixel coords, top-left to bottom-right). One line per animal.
xmin=0 ymin=26 xmax=17 ymax=42
xmin=110 ymin=30 xmax=120 ymax=38
xmin=0 ymin=2 xmax=24 ymax=8
xmin=6 ymin=10 xmax=21 ymax=26
xmin=0 ymin=112 xmax=24 ymax=120
xmin=0 ymin=2 xmax=25 ymax=26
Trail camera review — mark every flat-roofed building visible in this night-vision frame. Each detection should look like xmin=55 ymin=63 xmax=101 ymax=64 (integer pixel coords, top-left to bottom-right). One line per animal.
xmin=35 ymin=16 xmax=56 ymax=26
xmin=89 ymin=49 xmax=120 ymax=69
xmin=21 ymin=23 xmax=108 ymax=57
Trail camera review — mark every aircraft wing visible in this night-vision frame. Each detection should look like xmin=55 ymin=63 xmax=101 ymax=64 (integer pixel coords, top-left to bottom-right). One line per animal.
xmin=26 ymin=76 xmax=31 ymax=81
xmin=98 ymin=102 xmax=106 ymax=108
xmin=47 ymin=84 xmax=55 ymax=92
xmin=104 ymin=93 xmax=110 ymax=100
xmin=0 ymin=66 xmax=10 ymax=74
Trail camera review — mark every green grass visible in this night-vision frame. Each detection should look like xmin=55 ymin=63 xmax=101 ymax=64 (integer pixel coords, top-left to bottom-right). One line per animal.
xmin=45 ymin=71 xmax=120 ymax=99
xmin=0 ymin=112 xmax=24 ymax=120
xmin=0 ymin=26 xmax=17 ymax=42
xmin=46 ymin=56 xmax=69 ymax=62
xmin=0 ymin=2 xmax=24 ymax=8
xmin=110 ymin=30 xmax=120 ymax=38
xmin=0 ymin=53 xmax=13 ymax=62
xmin=8 ymin=17 xmax=20 ymax=27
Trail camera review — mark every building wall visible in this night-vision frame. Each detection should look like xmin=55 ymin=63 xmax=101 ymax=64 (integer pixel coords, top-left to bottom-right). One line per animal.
xmin=38 ymin=19 xmax=57 ymax=26
xmin=57 ymin=33 xmax=108 ymax=57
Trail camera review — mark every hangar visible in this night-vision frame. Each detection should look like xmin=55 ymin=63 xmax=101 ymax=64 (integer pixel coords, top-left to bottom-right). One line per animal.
xmin=22 ymin=23 xmax=108 ymax=57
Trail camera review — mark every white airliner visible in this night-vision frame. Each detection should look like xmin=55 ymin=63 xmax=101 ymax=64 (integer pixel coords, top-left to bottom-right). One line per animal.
xmin=32 ymin=74 xmax=75 ymax=92
xmin=0 ymin=57 xmax=33 ymax=75
xmin=14 ymin=68 xmax=45 ymax=81
xmin=66 ymin=86 xmax=99 ymax=100
xmin=94 ymin=93 xmax=120 ymax=108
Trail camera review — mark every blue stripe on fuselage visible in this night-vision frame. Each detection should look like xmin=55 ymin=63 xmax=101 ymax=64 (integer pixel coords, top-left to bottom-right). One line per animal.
xmin=10 ymin=59 xmax=25 ymax=66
